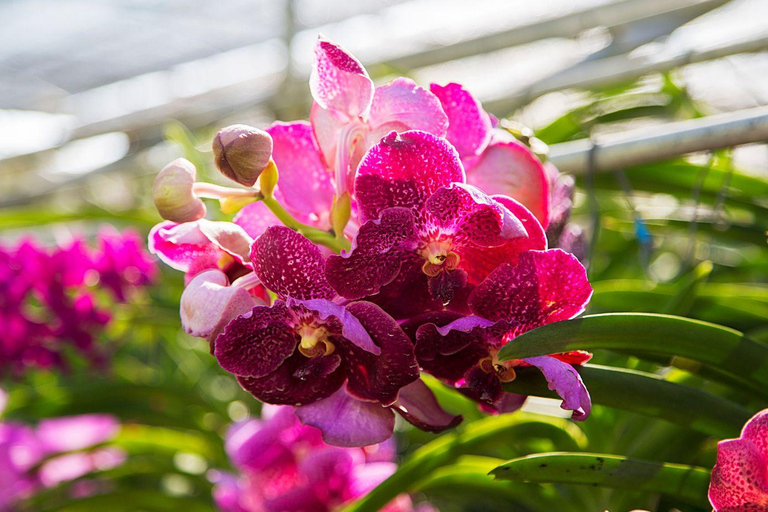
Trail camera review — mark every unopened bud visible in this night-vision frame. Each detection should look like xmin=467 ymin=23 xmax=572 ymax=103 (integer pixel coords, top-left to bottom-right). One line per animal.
xmin=258 ymin=160 xmax=279 ymax=199
xmin=212 ymin=124 xmax=273 ymax=187
xmin=331 ymin=192 xmax=351 ymax=237
xmin=153 ymin=158 xmax=206 ymax=223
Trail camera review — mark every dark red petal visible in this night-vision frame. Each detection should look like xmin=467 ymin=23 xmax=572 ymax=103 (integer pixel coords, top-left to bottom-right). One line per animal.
xmin=354 ymin=130 xmax=465 ymax=224
xmin=468 ymin=249 xmax=592 ymax=329
xmin=460 ymin=364 xmax=503 ymax=405
xmin=393 ymin=379 xmax=463 ymax=433
xmin=326 ymin=207 xmax=417 ymax=300
xmin=214 ymin=301 xmax=298 ymax=378
xmin=427 ymin=268 xmax=467 ymax=305
xmin=415 ymin=319 xmax=492 ymax=383
xmin=338 ymin=301 xmax=420 ymax=406
xmin=251 ymin=226 xmax=336 ymax=301
xmin=237 ymin=351 xmax=346 ymax=406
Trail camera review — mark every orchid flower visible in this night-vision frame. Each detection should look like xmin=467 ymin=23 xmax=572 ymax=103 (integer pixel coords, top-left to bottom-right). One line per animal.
xmin=415 ymin=249 xmax=593 ymax=418
xmin=326 ymin=130 xmax=542 ymax=319
xmin=709 ymin=408 xmax=768 ymax=511
xmin=309 ymin=37 xmax=448 ymax=198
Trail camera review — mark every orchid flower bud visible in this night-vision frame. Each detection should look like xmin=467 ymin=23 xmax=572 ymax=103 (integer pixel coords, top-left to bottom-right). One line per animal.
xmin=212 ymin=124 xmax=273 ymax=187
xmin=153 ymin=158 xmax=206 ymax=223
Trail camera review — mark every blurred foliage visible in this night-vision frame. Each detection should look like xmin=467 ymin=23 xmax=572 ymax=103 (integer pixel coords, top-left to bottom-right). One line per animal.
xmin=1 ymin=68 xmax=767 ymax=512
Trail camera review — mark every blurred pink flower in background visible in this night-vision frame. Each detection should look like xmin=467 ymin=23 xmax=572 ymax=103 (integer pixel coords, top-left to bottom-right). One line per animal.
xmin=210 ymin=405 xmax=436 ymax=512
xmin=0 ymin=227 xmax=157 ymax=375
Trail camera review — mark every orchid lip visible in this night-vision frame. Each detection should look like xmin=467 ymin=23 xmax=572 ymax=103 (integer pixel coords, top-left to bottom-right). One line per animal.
xmin=479 ymin=352 xmax=518 ymax=383
xmin=297 ymin=324 xmax=335 ymax=358
xmin=419 ymin=239 xmax=460 ymax=276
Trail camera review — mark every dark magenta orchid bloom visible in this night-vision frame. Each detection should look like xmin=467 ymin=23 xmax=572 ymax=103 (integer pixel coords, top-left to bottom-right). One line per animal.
xmin=214 ymin=226 xmax=459 ymax=446
xmin=309 ymin=37 xmax=448 ymax=197
xmin=414 ymin=249 xmax=593 ymax=419
xmin=709 ymin=408 xmax=768 ymax=511
xmin=326 ymin=130 xmax=543 ymax=318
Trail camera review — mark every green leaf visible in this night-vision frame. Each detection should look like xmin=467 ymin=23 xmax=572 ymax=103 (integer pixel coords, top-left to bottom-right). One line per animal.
xmin=340 ymin=413 xmax=586 ymax=512
xmin=497 ymin=313 xmax=768 ymax=399
xmin=490 ymin=453 xmax=711 ymax=506
xmin=503 ymin=365 xmax=751 ymax=438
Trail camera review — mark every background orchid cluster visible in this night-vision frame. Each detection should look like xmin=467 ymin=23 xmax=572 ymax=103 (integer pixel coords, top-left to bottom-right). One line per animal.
xmin=150 ymin=37 xmax=593 ymax=450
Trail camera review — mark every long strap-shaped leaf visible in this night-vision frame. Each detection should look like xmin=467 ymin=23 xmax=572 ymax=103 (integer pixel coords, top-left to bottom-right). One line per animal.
xmin=490 ymin=453 xmax=711 ymax=506
xmin=503 ymin=365 xmax=751 ymax=438
xmin=340 ymin=413 xmax=584 ymax=512
xmin=497 ymin=313 xmax=768 ymax=398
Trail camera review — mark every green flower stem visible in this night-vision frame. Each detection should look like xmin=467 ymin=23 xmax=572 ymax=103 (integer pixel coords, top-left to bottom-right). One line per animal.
xmin=261 ymin=196 xmax=350 ymax=253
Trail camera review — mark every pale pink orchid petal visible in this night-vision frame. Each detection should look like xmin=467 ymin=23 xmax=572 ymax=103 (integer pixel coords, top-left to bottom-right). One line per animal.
xmin=148 ymin=221 xmax=220 ymax=274
xmin=197 ymin=219 xmax=254 ymax=268
xmin=180 ymin=269 xmax=260 ymax=345
xmin=368 ymin=78 xmax=448 ymax=142
xmin=310 ymin=37 xmax=374 ymax=117
xmin=37 ymin=414 xmax=120 ymax=452
xmin=233 ymin=201 xmax=283 ymax=239
xmin=466 ymin=140 xmax=551 ymax=228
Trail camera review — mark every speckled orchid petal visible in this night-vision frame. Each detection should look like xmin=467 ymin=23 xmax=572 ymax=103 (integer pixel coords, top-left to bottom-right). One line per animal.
xmin=214 ymin=301 xmax=298 ymax=378
xmin=326 ymin=207 xmax=418 ymax=300
xmin=425 ymin=183 xmax=526 ymax=246
xmin=267 ymin=121 xmax=334 ymax=228
xmin=148 ymin=221 xmax=220 ymax=275
xmin=368 ymin=78 xmax=448 ymax=140
xmin=466 ymin=140 xmax=550 ymax=228
xmin=461 ymin=364 xmax=504 ymax=405
xmin=523 ymin=356 xmax=591 ymax=420
xmin=197 ymin=219 xmax=253 ymax=267
xmin=355 ymin=130 xmax=465 ymax=224
xmin=310 ymin=37 xmax=373 ymax=117
xmin=468 ymin=249 xmax=592 ymax=330
xmin=296 ymin=298 xmax=380 ymax=355
xmin=295 ymin=387 xmax=396 ymax=447
xmin=251 ymin=226 xmax=336 ymax=301
xmin=180 ymin=269 xmax=259 ymax=345
xmin=709 ymin=410 xmax=768 ymax=511
xmin=338 ymin=301 xmax=420 ymax=406
xmin=393 ymin=379 xmax=463 ymax=433
xmin=366 ymin=253 xmax=445 ymax=320
xmin=430 ymin=83 xmax=492 ymax=160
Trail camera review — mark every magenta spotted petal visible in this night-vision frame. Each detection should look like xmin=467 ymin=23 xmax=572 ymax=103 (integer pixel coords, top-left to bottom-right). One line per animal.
xmin=295 ymin=387 xmax=396 ymax=448
xmin=469 ymin=249 xmax=592 ymax=329
xmin=392 ymin=379 xmax=463 ymax=433
xmin=310 ymin=37 xmax=373 ymax=117
xmin=297 ymin=298 xmax=380 ymax=355
xmin=251 ymin=226 xmax=336 ymax=301
xmin=326 ymin=207 xmax=418 ymax=300
xmin=709 ymin=409 xmax=768 ymax=510
xmin=523 ymin=356 xmax=591 ymax=421
xmin=466 ymin=140 xmax=550 ymax=228
xmin=430 ymin=83 xmax=492 ymax=160
xmin=355 ymin=130 xmax=464 ymax=224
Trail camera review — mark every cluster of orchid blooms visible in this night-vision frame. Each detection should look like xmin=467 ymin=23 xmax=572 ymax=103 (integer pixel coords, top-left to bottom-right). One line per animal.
xmin=150 ymin=36 xmax=593 ymax=447
xmin=210 ymin=405 xmax=435 ymax=512
xmin=0 ymin=388 xmax=124 ymax=511
xmin=0 ymin=228 xmax=156 ymax=375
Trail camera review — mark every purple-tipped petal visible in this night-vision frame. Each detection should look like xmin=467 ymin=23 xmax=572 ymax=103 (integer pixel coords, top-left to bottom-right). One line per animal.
xmin=180 ymin=270 xmax=259 ymax=344
xmin=198 ymin=220 xmax=253 ymax=267
xmin=466 ymin=140 xmax=550 ymax=228
xmin=368 ymin=78 xmax=448 ymax=139
xmin=355 ymin=131 xmax=465 ymax=224
xmin=425 ymin=183 xmax=526 ymax=246
xmin=469 ymin=249 xmax=592 ymax=329
xmin=267 ymin=122 xmax=334 ymax=227
xmin=148 ymin=221 xmax=220 ymax=275
xmin=524 ymin=356 xmax=591 ymax=421
xmin=341 ymin=301 xmax=420 ymax=405
xmin=296 ymin=298 xmax=380 ymax=355
xmin=251 ymin=226 xmax=336 ymax=301
xmin=326 ymin=207 xmax=418 ymax=300
xmin=37 ymin=414 xmax=119 ymax=452
xmin=214 ymin=302 xmax=298 ymax=378
xmin=430 ymin=83 xmax=492 ymax=159
xmin=709 ymin=438 xmax=768 ymax=510
xmin=295 ymin=388 xmax=396 ymax=447
xmin=393 ymin=379 xmax=463 ymax=433
xmin=310 ymin=37 xmax=373 ymax=117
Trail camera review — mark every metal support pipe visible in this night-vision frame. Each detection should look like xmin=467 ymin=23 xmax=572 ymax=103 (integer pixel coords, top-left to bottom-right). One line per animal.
xmin=548 ymin=105 xmax=768 ymax=174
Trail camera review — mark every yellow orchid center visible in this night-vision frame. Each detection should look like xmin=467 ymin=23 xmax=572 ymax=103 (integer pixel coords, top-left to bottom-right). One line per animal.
xmin=297 ymin=324 xmax=335 ymax=358
xmin=479 ymin=352 xmax=519 ymax=383
xmin=420 ymin=239 xmax=460 ymax=277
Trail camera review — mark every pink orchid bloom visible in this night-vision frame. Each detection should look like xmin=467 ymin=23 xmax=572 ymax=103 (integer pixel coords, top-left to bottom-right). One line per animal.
xmin=210 ymin=405 xmax=437 ymax=512
xmin=709 ymin=408 xmax=768 ymax=511
xmin=309 ymin=36 xmax=448 ymax=197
